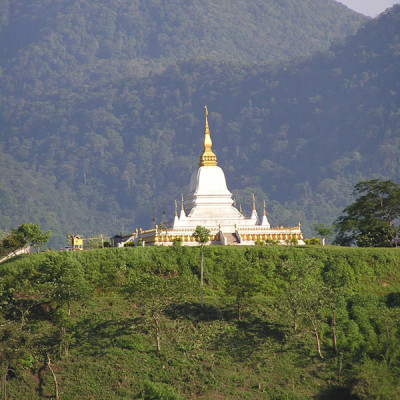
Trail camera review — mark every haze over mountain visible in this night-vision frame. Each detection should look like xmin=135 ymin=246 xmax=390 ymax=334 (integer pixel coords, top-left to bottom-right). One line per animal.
xmin=338 ymin=0 xmax=400 ymax=16
xmin=2 ymin=0 xmax=399 ymax=247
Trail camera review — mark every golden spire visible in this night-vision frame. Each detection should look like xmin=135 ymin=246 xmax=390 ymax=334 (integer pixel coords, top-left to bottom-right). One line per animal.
xmin=239 ymin=204 xmax=242 ymax=213
xmin=181 ymin=194 xmax=184 ymax=210
xmin=174 ymin=200 xmax=178 ymax=216
xmin=252 ymin=193 xmax=256 ymax=211
xmin=263 ymin=200 xmax=266 ymax=216
xmin=199 ymin=105 xmax=217 ymax=167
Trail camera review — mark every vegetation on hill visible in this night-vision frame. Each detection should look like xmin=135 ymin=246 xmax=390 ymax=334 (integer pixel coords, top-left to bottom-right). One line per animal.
xmin=0 ymin=246 xmax=399 ymax=399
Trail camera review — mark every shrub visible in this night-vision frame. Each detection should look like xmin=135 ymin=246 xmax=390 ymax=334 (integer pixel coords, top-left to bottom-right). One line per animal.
xmin=304 ymin=237 xmax=321 ymax=245
xmin=142 ymin=381 xmax=183 ymax=400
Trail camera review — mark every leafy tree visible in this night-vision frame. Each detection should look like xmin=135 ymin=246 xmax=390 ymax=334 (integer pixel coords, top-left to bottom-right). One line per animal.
xmin=0 ymin=321 xmax=32 ymax=400
xmin=192 ymin=226 xmax=210 ymax=245
xmin=192 ymin=226 xmax=210 ymax=308
xmin=335 ymin=180 xmax=400 ymax=247
xmin=2 ymin=223 xmax=51 ymax=254
xmin=1 ymin=274 xmax=49 ymax=330
xmin=322 ymin=259 xmax=353 ymax=355
xmin=279 ymin=259 xmax=327 ymax=358
xmin=126 ymin=272 xmax=195 ymax=354
xmin=313 ymin=223 xmax=333 ymax=244
xmin=2 ymin=232 xmax=26 ymax=256
xmin=16 ymin=223 xmax=51 ymax=251
xmin=34 ymin=254 xmax=90 ymax=312
xmin=222 ymin=254 xmax=264 ymax=320
xmin=0 ymin=229 xmax=8 ymax=256
xmin=36 ymin=254 xmax=92 ymax=358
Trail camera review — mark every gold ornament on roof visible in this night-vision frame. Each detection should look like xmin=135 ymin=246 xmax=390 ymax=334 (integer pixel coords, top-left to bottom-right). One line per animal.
xmin=199 ymin=105 xmax=217 ymax=167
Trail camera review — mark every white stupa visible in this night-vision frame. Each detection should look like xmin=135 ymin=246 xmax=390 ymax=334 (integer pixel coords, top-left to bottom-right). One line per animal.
xmin=132 ymin=106 xmax=303 ymax=246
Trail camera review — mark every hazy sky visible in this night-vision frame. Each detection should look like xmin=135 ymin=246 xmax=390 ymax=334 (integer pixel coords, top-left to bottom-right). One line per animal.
xmin=338 ymin=0 xmax=400 ymax=16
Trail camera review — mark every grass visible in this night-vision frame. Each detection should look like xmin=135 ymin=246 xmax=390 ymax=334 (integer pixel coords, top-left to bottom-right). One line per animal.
xmin=1 ymin=245 xmax=400 ymax=399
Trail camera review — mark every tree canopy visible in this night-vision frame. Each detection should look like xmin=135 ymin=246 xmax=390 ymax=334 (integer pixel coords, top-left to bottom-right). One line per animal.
xmin=2 ymin=223 xmax=51 ymax=254
xmin=192 ymin=226 xmax=210 ymax=245
xmin=334 ymin=179 xmax=400 ymax=247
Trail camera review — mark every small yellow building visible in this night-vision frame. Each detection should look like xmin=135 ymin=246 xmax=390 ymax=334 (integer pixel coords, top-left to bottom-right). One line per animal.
xmin=70 ymin=234 xmax=83 ymax=250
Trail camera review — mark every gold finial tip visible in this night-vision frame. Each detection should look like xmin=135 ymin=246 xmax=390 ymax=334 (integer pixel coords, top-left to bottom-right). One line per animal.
xmin=199 ymin=105 xmax=217 ymax=167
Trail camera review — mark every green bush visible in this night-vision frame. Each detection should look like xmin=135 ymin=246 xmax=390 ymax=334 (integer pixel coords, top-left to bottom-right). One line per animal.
xmin=142 ymin=381 xmax=183 ymax=400
xmin=304 ymin=237 xmax=321 ymax=245
xmin=351 ymin=359 xmax=400 ymax=400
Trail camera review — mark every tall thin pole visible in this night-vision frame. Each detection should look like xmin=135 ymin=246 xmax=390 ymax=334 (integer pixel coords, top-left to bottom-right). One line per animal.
xmin=200 ymin=246 xmax=204 ymax=308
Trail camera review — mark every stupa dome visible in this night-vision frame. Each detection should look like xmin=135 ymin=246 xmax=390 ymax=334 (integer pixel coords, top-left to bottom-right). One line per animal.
xmin=189 ymin=166 xmax=231 ymax=196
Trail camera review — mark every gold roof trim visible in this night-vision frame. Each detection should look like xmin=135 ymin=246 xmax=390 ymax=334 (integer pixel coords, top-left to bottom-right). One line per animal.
xmin=199 ymin=105 xmax=217 ymax=167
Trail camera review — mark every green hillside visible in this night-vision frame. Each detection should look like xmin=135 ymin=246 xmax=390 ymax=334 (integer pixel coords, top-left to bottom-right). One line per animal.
xmin=1 ymin=246 xmax=400 ymax=399
xmin=0 ymin=0 xmax=364 ymax=80
xmin=0 ymin=0 xmax=380 ymax=247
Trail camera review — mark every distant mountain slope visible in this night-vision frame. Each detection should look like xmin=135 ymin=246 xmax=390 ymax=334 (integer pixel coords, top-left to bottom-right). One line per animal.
xmin=0 ymin=0 xmax=366 ymax=87
xmin=93 ymin=5 xmax=399 ymax=234
xmin=1 ymin=1 xmax=389 ymax=246
xmin=134 ymin=5 xmax=399 ymax=229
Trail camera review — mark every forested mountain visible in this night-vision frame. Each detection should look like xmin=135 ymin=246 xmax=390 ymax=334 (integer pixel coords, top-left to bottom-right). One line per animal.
xmin=0 ymin=0 xmax=392 ymax=247
xmin=0 ymin=0 xmax=364 ymax=82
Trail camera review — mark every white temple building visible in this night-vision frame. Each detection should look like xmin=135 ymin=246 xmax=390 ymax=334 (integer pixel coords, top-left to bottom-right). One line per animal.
xmin=128 ymin=107 xmax=303 ymax=246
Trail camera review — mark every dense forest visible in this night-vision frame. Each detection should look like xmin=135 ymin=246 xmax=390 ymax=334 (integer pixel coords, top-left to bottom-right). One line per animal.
xmin=2 ymin=0 xmax=399 ymax=247
xmin=1 ymin=246 xmax=399 ymax=399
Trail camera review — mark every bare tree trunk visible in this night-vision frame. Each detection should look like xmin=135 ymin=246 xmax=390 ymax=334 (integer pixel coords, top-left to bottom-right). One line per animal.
xmin=237 ymin=299 xmax=242 ymax=321
xmin=152 ymin=314 xmax=161 ymax=354
xmin=47 ymin=355 xmax=60 ymax=400
xmin=200 ymin=248 xmax=204 ymax=308
xmin=293 ymin=309 xmax=298 ymax=331
xmin=310 ymin=318 xmax=323 ymax=359
xmin=332 ymin=310 xmax=338 ymax=353
xmin=2 ymin=363 xmax=8 ymax=400
xmin=60 ymin=327 xmax=69 ymax=359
